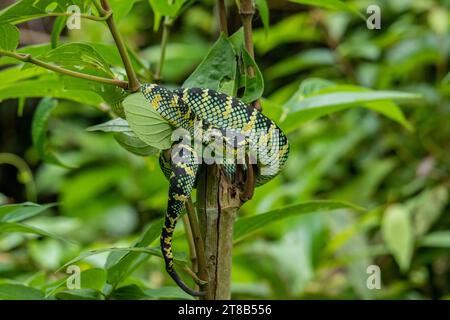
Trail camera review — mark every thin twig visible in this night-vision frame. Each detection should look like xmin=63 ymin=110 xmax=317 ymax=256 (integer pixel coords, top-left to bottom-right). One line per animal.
xmin=182 ymin=214 xmax=197 ymax=271
xmin=186 ymin=197 xmax=209 ymax=292
xmin=239 ymin=0 xmax=261 ymax=110
xmin=217 ymin=0 xmax=228 ymax=36
xmin=0 ymin=50 xmax=128 ymax=89
xmin=155 ymin=16 xmax=172 ymax=82
xmin=100 ymin=0 xmax=140 ymax=91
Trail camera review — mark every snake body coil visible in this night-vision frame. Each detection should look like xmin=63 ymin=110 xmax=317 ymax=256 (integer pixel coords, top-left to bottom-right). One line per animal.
xmin=141 ymin=83 xmax=289 ymax=296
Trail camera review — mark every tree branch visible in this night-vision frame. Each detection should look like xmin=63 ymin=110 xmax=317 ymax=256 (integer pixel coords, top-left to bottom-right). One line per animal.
xmin=100 ymin=0 xmax=140 ymax=92
xmin=0 ymin=50 xmax=128 ymax=89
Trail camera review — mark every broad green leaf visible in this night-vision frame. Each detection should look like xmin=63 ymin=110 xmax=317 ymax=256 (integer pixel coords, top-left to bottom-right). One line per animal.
xmin=86 ymin=118 xmax=132 ymax=133
xmin=80 ymin=268 xmax=107 ymax=291
xmin=31 ymin=42 xmax=125 ymax=104
xmin=0 ymin=75 xmax=104 ymax=106
xmin=281 ymin=81 xmax=420 ymax=132
xmin=106 ymin=219 xmax=163 ymax=286
xmin=183 ymin=34 xmax=237 ymax=95
xmin=0 ymin=284 xmax=45 ymax=300
xmin=0 ymin=0 xmax=90 ymax=24
xmin=113 ymin=132 xmax=159 ymax=157
xmin=32 ymin=98 xmax=74 ymax=168
xmin=0 ymin=23 xmax=19 ymax=51
xmin=0 ymin=202 xmax=55 ymax=222
xmin=87 ymin=118 xmax=159 ymax=156
xmin=289 ymin=0 xmax=365 ymax=19
xmin=0 ymin=66 xmax=47 ymax=89
xmin=420 ymin=231 xmax=450 ymax=248
xmin=382 ymin=205 xmax=414 ymax=272
xmin=0 ymin=222 xmax=68 ymax=242
xmin=148 ymin=0 xmax=190 ymax=30
xmin=109 ymin=0 xmax=141 ymax=23
xmin=56 ymin=289 xmax=103 ymax=300
xmin=58 ymin=246 xmax=188 ymax=273
xmin=240 ymin=47 xmax=264 ymax=103
xmin=234 ymin=200 xmax=365 ymax=242
xmin=123 ymin=92 xmax=173 ymax=150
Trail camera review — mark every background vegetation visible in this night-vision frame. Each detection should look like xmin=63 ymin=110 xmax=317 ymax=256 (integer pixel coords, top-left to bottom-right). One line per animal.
xmin=0 ymin=0 xmax=449 ymax=300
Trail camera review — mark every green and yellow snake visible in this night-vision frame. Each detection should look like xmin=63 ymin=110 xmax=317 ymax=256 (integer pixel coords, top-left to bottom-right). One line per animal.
xmin=141 ymin=83 xmax=289 ymax=296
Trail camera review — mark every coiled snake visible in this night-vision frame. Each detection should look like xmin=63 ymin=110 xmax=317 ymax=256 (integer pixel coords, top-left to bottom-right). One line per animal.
xmin=141 ymin=83 xmax=289 ymax=296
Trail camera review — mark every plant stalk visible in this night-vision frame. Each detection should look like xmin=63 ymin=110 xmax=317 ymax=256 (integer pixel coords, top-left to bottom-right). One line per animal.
xmin=100 ymin=0 xmax=140 ymax=91
xmin=0 ymin=50 xmax=128 ymax=89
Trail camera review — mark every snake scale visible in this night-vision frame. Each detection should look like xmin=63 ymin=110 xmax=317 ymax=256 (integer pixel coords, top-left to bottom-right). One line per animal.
xmin=141 ymin=83 xmax=289 ymax=296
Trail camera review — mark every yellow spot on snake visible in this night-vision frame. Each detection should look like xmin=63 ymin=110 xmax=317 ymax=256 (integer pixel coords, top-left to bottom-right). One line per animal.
xmin=151 ymin=94 xmax=162 ymax=110
xmin=243 ymin=109 xmax=258 ymax=133
xmin=222 ymin=96 xmax=233 ymax=118
xmin=173 ymin=193 xmax=189 ymax=202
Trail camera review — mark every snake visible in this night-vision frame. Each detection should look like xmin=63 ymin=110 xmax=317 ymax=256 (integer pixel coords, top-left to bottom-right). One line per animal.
xmin=141 ymin=83 xmax=289 ymax=296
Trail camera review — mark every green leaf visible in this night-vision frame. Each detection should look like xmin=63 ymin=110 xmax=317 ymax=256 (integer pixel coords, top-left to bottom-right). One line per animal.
xmin=148 ymin=0 xmax=190 ymax=31
xmin=240 ymin=47 xmax=264 ymax=103
xmin=0 ymin=0 xmax=90 ymax=24
xmin=0 ymin=284 xmax=45 ymax=300
xmin=0 ymin=23 xmax=19 ymax=51
xmin=31 ymin=42 xmax=125 ymax=104
xmin=420 ymin=231 xmax=450 ymax=248
xmin=254 ymin=0 xmax=270 ymax=35
xmin=409 ymin=186 xmax=448 ymax=237
xmin=80 ymin=268 xmax=107 ymax=291
xmin=108 ymin=0 xmax=141 ymax=23
xmin=382 ymin=205 xmax=414 ymax=272
xmin=0 ymin=75 xmax=104 ymax=106
xmin=0 ymin=222 xmax=68 ymax=242
xmin=123 ymin=92 xmax=173 ymax=150
xmin=58 ymin=246 xmax=188 ymax=273
xmin=56 ymin=289 xmax=102 ymax=300
xmin=280 ymin=81 xmax=420 ymax=132
xmin=234 ymin=200 xmax=365 ymax=242
xmin=50 ymin=16 xmax=67 ymax=49
xmin=86 ymin=118 xmax=132 ymax=133
xmin=183 ymin=34 xmax=237 ymax=96
xmin=114 ymin=132 xmax=159 ymax=157
xmin=289 ymin=0 xmax=365 ymax=20
xmin=106 ymin=219 xmax=163 ymax=286
xmin=0 ymin=202 xmax=56 ymax=222
xmin=32 ymin=98 xmax=74 ymax=168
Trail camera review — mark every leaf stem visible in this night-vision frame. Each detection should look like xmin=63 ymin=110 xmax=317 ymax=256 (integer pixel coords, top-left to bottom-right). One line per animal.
xmin=239 ymin=0 xmax=261 ymax=110
xmin=186 ymin=197 xmax=209 ymax=292
xmin=0 ymin=50 xmax=128 ymax=89
xmin=155 ymin=16 xmax=172 ymax=82
xmin=217 ymin=0 xmax=228 ymax=36
xmin=100 ymin=0 xmax=140 ymax=92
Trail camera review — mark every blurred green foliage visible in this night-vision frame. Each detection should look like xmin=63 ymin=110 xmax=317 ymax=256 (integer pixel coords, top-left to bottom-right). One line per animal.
xmin=0 ymin=0 xmax=449 ymax=300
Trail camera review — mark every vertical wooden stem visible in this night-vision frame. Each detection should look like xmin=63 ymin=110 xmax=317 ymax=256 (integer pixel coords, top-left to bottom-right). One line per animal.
xmin=196 ymin=166 xmax=240 ymax=299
